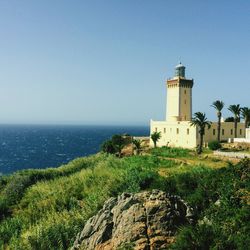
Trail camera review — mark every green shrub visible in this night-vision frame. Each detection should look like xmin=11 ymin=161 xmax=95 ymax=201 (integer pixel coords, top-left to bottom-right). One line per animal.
xmin=171 ymin=159 xmax=250 ymax=249
xmin=0 ymin=176 xmax=8 ymax=192
xmin=101 ymin=134 xmax=127 ymax=157
xmin=0 ymin=154 xmax=164 ymax=249
xmin=151 ymin=146 xmax=191 ymax=158
xmin=1 ymin=150 xmax=249 ymax=249
xmin=208 ymin=140 xmax=221 ymax=150
xmin=0 ymin=156 xmax=100 ymax=219
xmin=170 ymin=224 xmax=217 ymax=250
xmin=164 ymin=166 xmax=214 ymax=211
xmin=101 ymin=140 xmax=116 ymax=154
xmin=3 ymin=175 xmax=32 ymax=204
xmin=122 ymin=165 xmax=160 ymax=192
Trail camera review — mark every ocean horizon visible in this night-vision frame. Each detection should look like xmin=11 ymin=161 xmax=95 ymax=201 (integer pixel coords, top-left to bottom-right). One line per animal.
xmin=0 ymin=124 xmax=149 ymax=175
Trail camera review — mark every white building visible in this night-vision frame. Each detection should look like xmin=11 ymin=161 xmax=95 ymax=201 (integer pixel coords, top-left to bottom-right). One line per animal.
xmin=150 ymin=63 xmax=245 ymax=148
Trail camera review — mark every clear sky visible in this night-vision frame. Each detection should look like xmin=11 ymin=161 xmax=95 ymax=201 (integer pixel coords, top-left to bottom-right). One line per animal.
xmin=0 ymin=0 xmax=249 ymax=125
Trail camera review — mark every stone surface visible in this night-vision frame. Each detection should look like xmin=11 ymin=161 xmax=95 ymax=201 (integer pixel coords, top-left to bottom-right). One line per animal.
xmin=72 ymin=190 xmax=193 ymax=250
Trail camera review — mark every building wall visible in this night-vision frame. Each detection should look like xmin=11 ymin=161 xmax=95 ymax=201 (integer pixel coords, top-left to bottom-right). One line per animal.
xmin=203 ymin=122 xmax=245 ymax=143
xmin=234 ymin=138 xmax=250 ymax=143
xmin=150 ymin=121 xmax=246 ymax=149
xmin=234 ymin=128 xmax=250 ymax=143
xmin=246 ymin=128 xmax=250 ymax=139
xmin=150 ymin=120 xmax=198 ymax=148
xmin=179 ymin=86 xmax=192 ymax=121
xmin=150 ymin=64 xmax=245 ymax=149
xmin=166 ymin=84 xmax=180 ymax=121
xmin=166 ymin=78 xmax=193 ymax=122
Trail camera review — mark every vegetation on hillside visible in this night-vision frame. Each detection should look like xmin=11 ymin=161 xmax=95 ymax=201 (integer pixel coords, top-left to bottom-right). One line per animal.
xmin=101 ymin=134 xmax=128 ymax=157
xmin=170 ymin=158 xmax=250 ymax=250
xmin=0 ymin=147 xmax=249 ymax=249
xmin=132 ymin=139 xmax=142 ymax=155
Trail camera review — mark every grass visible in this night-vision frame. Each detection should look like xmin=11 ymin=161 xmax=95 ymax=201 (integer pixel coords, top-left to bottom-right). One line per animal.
xmin=151 ymin=146 xmax=192 ymax=158
xmin=0 ymin=147 xmax=249 ymax=249
xmin=0 ymin=153 xmax=164 ymax=249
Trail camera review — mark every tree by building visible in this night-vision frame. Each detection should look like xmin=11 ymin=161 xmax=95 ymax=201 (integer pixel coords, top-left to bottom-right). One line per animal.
xmin=190 ymin=112 xmax=211 ymax=154
xmin=241 ymin=107 xmax=250 ymax=129
xmin=150 ymin=132 xmax=161 ymax=148
xmin=132 ymin=139 xmax=142 ymax=155
xmin=228 ymin=104 xmax=241 ymax=138
xmin=211 ymin=100 xmax=224 ymax=142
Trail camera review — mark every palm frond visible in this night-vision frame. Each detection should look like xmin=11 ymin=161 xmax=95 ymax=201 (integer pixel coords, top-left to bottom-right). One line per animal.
xmin=228 ymin=104 xmax=241 ymax=118
xmin=211 ymin=100 xmax=224 ymax=112
xmin=241 ymin=107 xmax=250 ymax=119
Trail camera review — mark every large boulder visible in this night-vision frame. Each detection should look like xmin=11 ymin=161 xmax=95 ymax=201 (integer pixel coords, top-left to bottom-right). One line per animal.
xmin=72 ymin=190 xmax=193 ymax=250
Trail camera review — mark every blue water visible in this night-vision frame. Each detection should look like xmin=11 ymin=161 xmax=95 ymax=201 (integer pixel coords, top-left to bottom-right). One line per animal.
xmin=0 ymin=125 xmax=149 ymax=175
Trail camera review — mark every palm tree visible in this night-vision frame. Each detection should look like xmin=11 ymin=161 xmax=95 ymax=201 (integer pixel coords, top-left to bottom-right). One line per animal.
xmin=132 ymin=139 xmax=142 ymax=155
xmin=150 ymin=131 xmax=161 ymax=148
xmin=241 ymin=107 xmax=250 ymax=129
xmin=211 ymin=100 xmax=224 ymax=142
xmin=190 ymin=112 xmax=211 ymax=154
xmin=228 ymin=104 xmax=241 ymax=138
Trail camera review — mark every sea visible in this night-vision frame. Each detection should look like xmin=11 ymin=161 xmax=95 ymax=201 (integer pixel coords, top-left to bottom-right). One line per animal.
xmin=0 ymin=125 xmax=149 ymax=175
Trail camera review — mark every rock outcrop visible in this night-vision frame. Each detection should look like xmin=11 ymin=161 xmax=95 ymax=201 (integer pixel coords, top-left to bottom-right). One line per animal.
xmin=72 ymin=190 xmax=193 ymax=250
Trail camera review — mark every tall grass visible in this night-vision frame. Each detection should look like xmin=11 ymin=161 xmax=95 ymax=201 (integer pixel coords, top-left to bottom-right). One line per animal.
xmin=0 ymin=153 xmax=165 ymax=249
xmin=169 ymin=159 xmax=250 ymax=249
xmin=0 ymin=154 xmax=104 ymax=219
xmin=151 ymin=146 xmax=191 ymax=158
xmin=0 ymin=149 xmax=249 ymax=249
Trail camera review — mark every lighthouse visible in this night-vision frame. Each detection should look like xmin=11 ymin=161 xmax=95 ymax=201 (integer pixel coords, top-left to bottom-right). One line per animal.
xmin=166 ymin=63 xmax=194 ymax=122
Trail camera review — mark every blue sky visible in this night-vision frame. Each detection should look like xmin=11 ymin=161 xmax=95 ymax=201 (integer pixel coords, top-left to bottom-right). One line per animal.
xmin=0 ymin=0 xmax=249 ymax=125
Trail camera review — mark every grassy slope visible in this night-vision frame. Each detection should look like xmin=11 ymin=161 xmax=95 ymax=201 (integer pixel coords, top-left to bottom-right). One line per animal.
xmin=0 ymin=148 xmax=249 ymax=249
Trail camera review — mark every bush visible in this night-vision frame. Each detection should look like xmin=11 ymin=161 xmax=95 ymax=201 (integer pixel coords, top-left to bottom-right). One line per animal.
xmin=151 ymin=146 xmax=191 ymax=158
xmin=122 ymin=165 xmax=160 ymax=192
xmin=0 ymin=155 xmax=100 ymax=220
xmin=170 ymin=159 xmax=250 ymax=249
xmin=101 ymin=134 xmax=127 ymax=157
xmin=208 ymin=140 xmax=221 ymax=150
xmin=0 ymin=154 xmax=164 ymax=249
xmin=101 ymin=140 xmax=116 ymax=154
xmin=1 ymin=150 xmax=249 ymax=249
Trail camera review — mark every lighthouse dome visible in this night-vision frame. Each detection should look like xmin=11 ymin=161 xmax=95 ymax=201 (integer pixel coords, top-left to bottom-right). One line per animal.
xmin=175 ymin=62 xmax=185 ymax=78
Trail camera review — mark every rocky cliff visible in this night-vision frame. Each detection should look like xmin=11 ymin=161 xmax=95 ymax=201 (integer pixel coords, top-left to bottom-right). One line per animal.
xmin=72 ymin=190 xmax=193 ymax=250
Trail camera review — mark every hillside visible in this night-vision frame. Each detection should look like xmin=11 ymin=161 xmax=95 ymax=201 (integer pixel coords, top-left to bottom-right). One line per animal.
xmin=0 ymin=147 xmax=249 ymax=249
